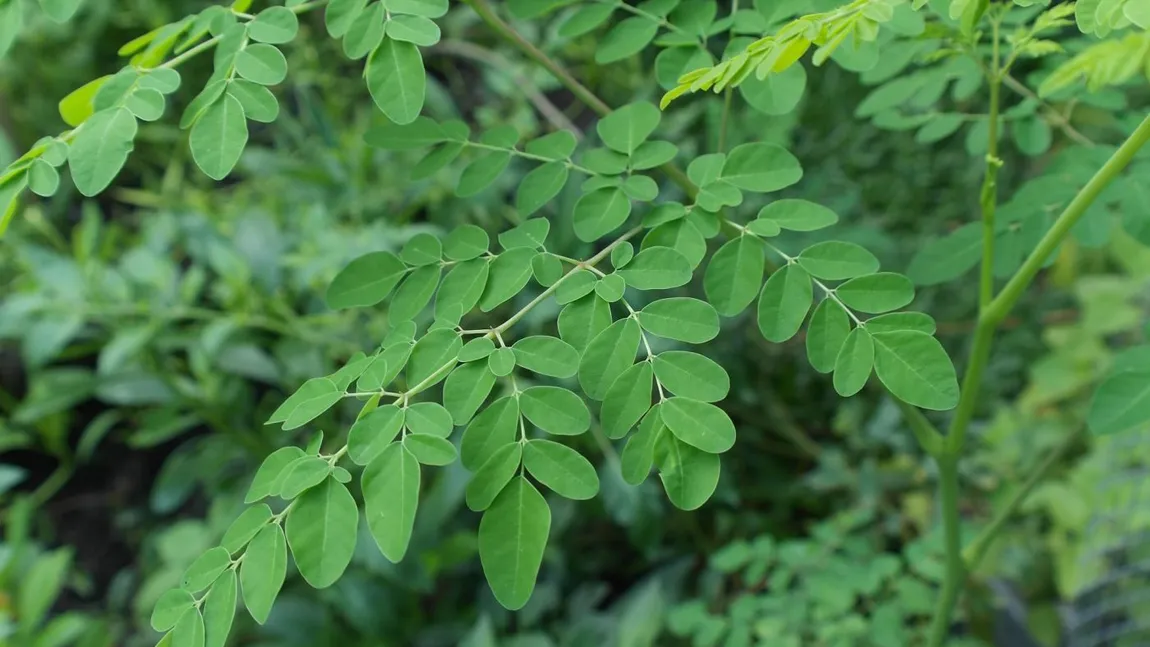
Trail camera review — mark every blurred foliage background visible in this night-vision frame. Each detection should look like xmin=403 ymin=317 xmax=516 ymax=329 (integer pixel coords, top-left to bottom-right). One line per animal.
xmin=1 ymin=0 xmax=1149 ymax=646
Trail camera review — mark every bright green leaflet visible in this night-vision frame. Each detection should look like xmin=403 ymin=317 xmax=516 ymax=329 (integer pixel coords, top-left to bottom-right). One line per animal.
xmin=512 ymin=336 xmax=580 ymax=378
xmin=389 ymin=265 xmax=440 ymax=321
xmin=601 ymin=361 xmax=654 ymax=439
xmin=325 ymin=251 xmax=407 ymax=310
xmin=221 ymin=504 xmax=271 ymax=553
xmin=757 ymin=264 xmax=813 ymax=343
xmin=796 ymin=241 xmax=881 ymax=280
xmin=558 ymin=293 xmax=613 ymax=351
xmin=466 ymin=442 xmax=523 ymax=512
xmin=239 ymin=524 xmax=287 ymax=624
xmin=523 ymin=439 xmax=600 ymax=500
xmin=516 ymin=161 xmax=569 ymax=216
xmin=277 ymin=456 xmax=330 ymax=500
xmin=202 ymin=569 xmax=236 ymax=647
xmin=658 ymin=435 xmax=721 ymax=511
xmin=478 ymin=477 xmax=551 ymax=611
xmin=720 ymin=143 xmax=803 ymax=192
xmin=573 ymin=187 xmax=631 ymax=242
xmin=652 ymin=351 xmax=730 ymax=403
xmin=366 ymin=37 xmax=425 ymax=125
xmin=235 ymin=44 xmax=288 ymax=85
xmin=480 ymin=247 xmax=536 ymax=311
xmin=837 ymin=273 xmax=916 ymax=314
xmin=461 ymin=396 xmax=519 ymax=470
xmin=443 ymin=361 xmax=497 ymax=425
xmin=637 ymin=297 xmax=720 ymax=344
xmin=520 ymin=386 xmax=591 ymax=436
xmin=190 ymin=94 xmax=247 ymax=181
xmin=1087 ymin=369 xmax=1150 ymax=436
xmin=407 ymin=328 xmax=461 ymax=386
xmin=404 ymin=401 xmax=453 ymax=437
xmin=660 ymin=397 xmax=736 ymax=454
xmin=622 ymin=407 xmax=664 ymax=485
xmin=705 ymin=235 xmax=765 ymax=316
xmin=363 ymin=443 xmax=420 ymax=561
xmin=68 ymin=107 xmax=137 ymax=197
xmin=488 ymin=347 xmax=516 ymax=377
xmin=181 ymin=546 xmax=230 ymax=592
xmin=578 ymin=318 xmax=640 ymax=401
xmin=404 ymin=433 xmax=458 ymax=466
xmin=171 ymin=608 xmax=205 ymax=647
xmin=617 ymin=247 xmax=692 ymax=290
xmin=151 ymin=589 xmax=195 ymax=632
xmin=596 ymin=101 xmax=660 ymax=155
xmin=347 ymin=405 xmax=404 ymax=465
xmin=871 ymin=331 xmax=959 ymax=410
xmin=437 ymin=258 xmax=489 ymax=317
xmin=286 ymin=476 xmax=358 ymax=588
xmin=756 ymin=199 xmax=838 ymax=231
xmin=806 ymin=299 xmax=852 ymax=374
xmin=244 ymin=447 xmax=305 ymax=503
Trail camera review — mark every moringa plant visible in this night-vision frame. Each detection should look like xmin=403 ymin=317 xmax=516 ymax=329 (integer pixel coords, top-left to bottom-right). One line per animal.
xmin=2 ymin=0 xmax=1149 ymax=645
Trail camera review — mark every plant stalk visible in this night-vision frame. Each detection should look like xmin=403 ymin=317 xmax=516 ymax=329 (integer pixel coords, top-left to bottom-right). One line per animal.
xmin=926 ymin=455 xmax=964 ymax=647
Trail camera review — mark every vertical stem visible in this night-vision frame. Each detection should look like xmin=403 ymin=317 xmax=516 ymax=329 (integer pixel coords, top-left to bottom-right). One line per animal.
xmin=927 ymin=456 xmax=964 ymax=647
xmin=978 ymin=18 xmax=1002 ymax=310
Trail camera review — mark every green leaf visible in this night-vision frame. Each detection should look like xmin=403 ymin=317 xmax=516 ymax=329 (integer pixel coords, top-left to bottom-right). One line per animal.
xmin=865 ymin=312 xmax=936 ymax=334
xmin=182 ymin=546 xmax=230 ymax=592
xmin=638 ymin=298 xmax=720 ymax=344
xmin=404 ymin=433 xmax=458 ymax=465
xmin=611 ymin=242 xmax=635 ymax=268
xmin=755 ymin=199 xmax=838 ymax=231
xmin=631 ymin=140 xmax=679 ymax=170
xmin=124 ymin=88 xmax=166 ymax=122
xmin=405 ymin=401 xmax=453 ymax=437
xmin=617 ymin=247 xmax=692 ymax=290
xmin=400 ymin=232 xmax=442 ymax=265
xmin=221 ymin=504 xmax=272 ymax=553
xmin=558 ymin=3 xmax=614 ymax=37
xmin=326 ymin=251 xmax=407 ymax=309
xmin=596 ymin=16 xmax=658 ymax=64
xmin=559 ymin=294 xmax=613 ymax=351
xmin=466 ymin=443 xmax=523 ymax=511
xmin=461 ymin=396 xmax=520 ymax=470
xmin=202 ymin=569 xmax=236 ymax=647
xmin=38 ymin=0 xmax=83 ymax=22
xmin=479 ymin=477 xmax=551 ymax=610
xmin=621 ymin=407 xmax=663 ymax=484
xmin=348 ymin=404 xmax=404 ymax=465
xmin=521 ymin=386 xmax=590 ymax=435
xmin=28 ymin=160 xmax=60 ymax=197
xmin=836 ymin=273 xmax=915 ymax=314
xmin=1088 ymin=368 xmax=1150 ymax=436
xmin=367 ymin=37 xmax=425 ymax=125
xmin=757 ymin=264 xmax=812 ymax=342
xmin=512 ymin=336 xmax=579 ymax=378
xmin=458 ymin=151 xmax=512 ymax=196
xmin=386 ymin=13 xmax=441 ymax=46
xmin=601 ymin=361 xmax=653 ymax=439
xmin=806 ymin=299 xmax=851 ymax=373
xmin=437 ymin=258 xmax=489 ymax=318
xmin=239 ymin=524 xmax=286 ymax=624
xmin=595 ymin=274 xmax=627 ymax=302
xmin=573 ymin=187 xmax=631 ymax=242
xmin=357 ymin=343 xmax=413 ymax=391
xmin=622 ymin=174 xmax=659 ymax=200
xmin=488 ymin=347 xmax=516 ymax=377
xmin=387 ymin=0 xmax=449 ymax=17
xmin=653 ymin=351 xmax=728 ymax=402
xmin=582 ymin=147 xmax=629 ymax=174
xmin=245 ymin=447 xmax=305 ymax=502
xmin=797 ymin=241 xmax=880 ymax=280
xmin=480 ymin=247 xmax=535 ymax=311
xmin=445 ymin=224 xmax=490 ymax=260
xmin=516 ymin=162 xmax=569 ymax=216
xmin=278 ymin=378 xmax=343 ymax=431
xmin=579 ymin=318 xmax=641 ymax=400
xmin=67 ymin=107 xmax=137 ymax=196
xmin=363 ymin=443 xmax=420 ymax=561
xmin=660 ymin=397 xmax=735 ymax=454
xmin=227 ymin=81 xmax=279 ymax=123
xmin=523 ymin=439 xmax=599 ymax=499
xmin=407 ymin=328 xmax=462 ymax=386
xmin=152 ymin=589 xmax=195 ymax=632
xmin=525 ymin=130 xmax=577 ymax=158
xmin=658 ymin=435 xmax=720 ymax=511
xmin=871 ymin=331 xmax=959 ymax=410
xmin=277 ymin=456 xmax=331 ymax=499
xmin=720 ymin=143 xmax=802 ymax=192
xmin=250 ymin=6 xmax=299 ymax=43
xmin=235 ymin=44 xmax=288 ymax=85
xmin=171 ymin=608 xmax=205 ymax=647
xmin=189 ymin=95 xmax=248 ymax=181
xmin=286 ymin=476 xmax=358 ymax=588
xmin=597 ymin=102 xmax=661 ymax=155
xmin=704 ymin=236 xmax=764 ymax=316
xmin=906 ymin=223 xmax=982 ymax=286
xmin=498 ymin=218 xmax=550 ymax=250
xmin=444 ymin=361 xmax=496 ymax=425
xmin=740 ymin=63 xmax=806 ymax=115
xmin=179 ymin=80 xmax=227 ymax=129
xmin=460 ymin=337 xmax=496 ymax=363
xmin=390 ymin=265 xmax=440 ymax=321
xmin=326 ymin=0 xmax=366 ymax=37
xmin=555 ymin=269 xmax=598 ymax=304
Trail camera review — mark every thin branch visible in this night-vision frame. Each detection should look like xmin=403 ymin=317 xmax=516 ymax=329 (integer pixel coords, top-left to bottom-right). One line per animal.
xmin=1002 ymin=74 xmax=1096 ymax=148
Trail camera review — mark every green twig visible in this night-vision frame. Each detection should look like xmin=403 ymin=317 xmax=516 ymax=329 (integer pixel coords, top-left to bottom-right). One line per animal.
xmin=926 ymin=456 xmax=964 ymax=647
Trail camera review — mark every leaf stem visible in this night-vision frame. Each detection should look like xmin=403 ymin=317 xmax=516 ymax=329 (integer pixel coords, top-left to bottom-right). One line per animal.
xmin=925 ymin=455 xmax=964 ymax=647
